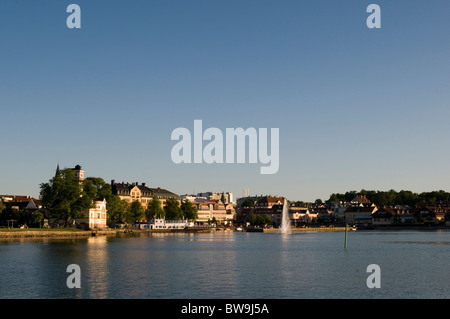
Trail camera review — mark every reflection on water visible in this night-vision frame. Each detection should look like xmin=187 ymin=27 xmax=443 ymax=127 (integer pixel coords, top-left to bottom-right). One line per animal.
xmin=85 ymin=236 xmax=110 ymax=298
xmin=1 ymin=230 xmax=450 ymax=298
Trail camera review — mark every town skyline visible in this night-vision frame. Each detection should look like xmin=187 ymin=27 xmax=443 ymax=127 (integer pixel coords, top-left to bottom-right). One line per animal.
xmin=2 ymin=162 xmax=450 ymax=207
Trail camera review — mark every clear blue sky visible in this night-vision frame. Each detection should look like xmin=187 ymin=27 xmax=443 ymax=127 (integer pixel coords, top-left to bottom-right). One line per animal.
xmin=1 ymin=0 xmax=450 ymax=202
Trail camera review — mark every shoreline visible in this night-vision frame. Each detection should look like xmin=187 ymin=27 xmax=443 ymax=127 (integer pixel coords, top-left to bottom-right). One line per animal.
xmin=263 ymin=227 xmax=347 ymax=233
xmin=0 ymin=228 xmax=215 ymax=239
xmin=1 ymin=225 xmax=448 ymax=239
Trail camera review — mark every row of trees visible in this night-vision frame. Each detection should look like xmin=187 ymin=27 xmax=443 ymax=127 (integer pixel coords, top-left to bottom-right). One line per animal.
xmin=39 ymin=168 xmax=197 ymax=228
xmin=326 ymin=189 xmax=450 ymax=207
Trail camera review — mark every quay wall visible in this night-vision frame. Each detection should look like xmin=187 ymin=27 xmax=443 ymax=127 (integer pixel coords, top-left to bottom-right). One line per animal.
xmin=0 ymin=230 xmax=120 ymax=238
xmin=0 ymin=228 xmax=213 ymax=238
xmin=0 ymin=226 xmax=347 ymax=238
xmin=263 ymin=227 xmax=347 ymax=233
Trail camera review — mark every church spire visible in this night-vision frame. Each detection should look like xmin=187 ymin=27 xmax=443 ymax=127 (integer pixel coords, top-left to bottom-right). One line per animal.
xmin=55 ymin=163 xmax=61 ymax=178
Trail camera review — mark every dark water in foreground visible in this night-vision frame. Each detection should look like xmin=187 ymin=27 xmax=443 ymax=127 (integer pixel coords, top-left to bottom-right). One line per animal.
xmin=1 ymin=230 xmax=450 ymax=299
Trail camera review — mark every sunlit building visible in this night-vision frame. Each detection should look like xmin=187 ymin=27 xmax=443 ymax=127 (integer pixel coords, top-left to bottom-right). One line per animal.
xmin=111 ymin=180 xmax=179 ymax=209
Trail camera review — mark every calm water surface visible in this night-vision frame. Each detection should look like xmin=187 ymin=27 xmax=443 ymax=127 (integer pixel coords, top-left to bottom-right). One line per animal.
xmin=1 ymin=230 xmax=450 ymax=299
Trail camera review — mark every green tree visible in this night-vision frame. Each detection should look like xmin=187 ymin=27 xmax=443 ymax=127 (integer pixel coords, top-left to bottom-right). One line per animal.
xmin=164 ymin=197 xmax=182 ymax=220
xmin=82 ymin=177 xmax=112 ymax=202
xmin=251 ymin=214 xmax=272 ymax=227
xmin=180 ymin=199 xmax=198 ymax=220
xmin=128 ymin=200 xmax=145 ymax=223
xmin=241 ymin=199 xmax=256 ymax=207
xmin=0 ymin=206 xmax=19 ymax=227
xmin=40 ymin=168 xmax=89 ymax=227
xmin=145 ymin=196 xmax=165 ymax=220
xmin=31 ymin=211 xmax=44 ymax=226
xmin=0 ymin=201 xmax=5 ymax=225
xmin=106 ymin=196 xmax=130 ymax=226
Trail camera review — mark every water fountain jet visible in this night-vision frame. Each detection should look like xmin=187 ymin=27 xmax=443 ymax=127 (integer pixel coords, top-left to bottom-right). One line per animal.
xmin=279 ymin=198 xmax=291 ymax=234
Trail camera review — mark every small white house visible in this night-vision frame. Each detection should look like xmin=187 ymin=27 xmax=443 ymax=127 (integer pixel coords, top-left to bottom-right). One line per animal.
xmin=88 ymin=199 xmax=107 ymax=230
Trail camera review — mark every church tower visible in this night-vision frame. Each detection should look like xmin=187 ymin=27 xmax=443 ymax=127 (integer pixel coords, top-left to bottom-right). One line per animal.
xmin=72 ymin=165 xmax=84 ymax=181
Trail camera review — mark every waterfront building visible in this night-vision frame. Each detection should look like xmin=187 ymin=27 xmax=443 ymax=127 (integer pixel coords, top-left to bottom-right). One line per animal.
xmin=332 ymin=205 xmax=348 ymax=224
xmin=235 ymin=206 xmax=254 ymax=224
xmin=413 ymin=205 xmax=448 ymax=225
xmin=280 ymin=205 xmax=317 ymax=227
xmin=135 ymin=218 xmax=190 ymax=230
xmin=372 ymin=207 xmax=394 ymax=226
xmin=180 ymin=194 xmax=209 ymax=203
xmin=0 ymin=195 xmax=42 ymax=211
xmin=193 ymin=200 xmax=235 ymax=225
xmin=110 ymin=180 xmax=179 ymax=209
xmin=190 ymin=191 xmax=234 ymax=204
xmin=343 ymin=205 xmax=378 ymax=225
xmin=253 ymin=196 xmax=284 ymax=226
xmin=246 ymin=196 xmax=321 ymax=227
xmin=88 ymin=199 xmax=107 ymax=229
xmin=313 ymin=207 xmax=334 ymax=222
xmin=254 ymin=195 xmax=283 ymax=212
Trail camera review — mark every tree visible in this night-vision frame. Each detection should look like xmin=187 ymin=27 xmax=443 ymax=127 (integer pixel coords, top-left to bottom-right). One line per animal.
xmin=82 ymin=177 xmax=112 ymax=202
xmin=145 ymin=196 xmax=165 ymax=220
xmin=106 ymin=196 xmax=130 ymax=226
xmin=241 ymin=199 xmax=255 ymax=207
xmin=31 ymin=211 xmax=44 ymax=226
xmin=180 ymin=199 xmax=198 ymax=220
xmin=164 ymin=197 xmax=182 ymax=220
xmin=0 ymin=206 xmax=19 ymax=227
xmin=40 ymin=168 xmax=89 ymax=227
xmin=251 ymin=214 xmax=272 ymax=227
xmin=129 ymin=200 xmax=144 ymax=223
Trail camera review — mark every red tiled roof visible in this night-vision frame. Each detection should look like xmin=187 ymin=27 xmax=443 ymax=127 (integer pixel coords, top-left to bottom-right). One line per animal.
xmin=351 ymin=195 xmax=371 ymax=204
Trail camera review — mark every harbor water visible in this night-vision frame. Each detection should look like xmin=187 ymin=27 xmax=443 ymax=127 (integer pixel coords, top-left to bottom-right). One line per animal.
xmin=1 ymin=229 xmax=450 ymax=299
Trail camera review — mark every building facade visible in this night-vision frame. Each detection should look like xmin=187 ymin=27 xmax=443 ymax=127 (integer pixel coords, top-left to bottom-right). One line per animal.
xmin=194 ymin=200 xmax=235 ymax=225
xmin=111 ymin=180 xmax=179 ymax=209
xmin=88 ymin=199 xmax=107 ymax=229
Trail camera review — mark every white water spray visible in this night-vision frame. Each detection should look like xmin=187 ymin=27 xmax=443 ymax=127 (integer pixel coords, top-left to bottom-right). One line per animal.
xmin=279 ymin=198 xmax=291 ymax=234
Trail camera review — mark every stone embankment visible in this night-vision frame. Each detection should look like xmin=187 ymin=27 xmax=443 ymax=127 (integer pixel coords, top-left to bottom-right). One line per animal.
xmin=263 ymin=227 xmax=347 ymax=233
xmin=0 ymin=230 xmax=121 ymax=238
xmin=0 ymin=226 xmax=347 ymax=238
xmin=0 ymin=228 xmax=214 ymax=238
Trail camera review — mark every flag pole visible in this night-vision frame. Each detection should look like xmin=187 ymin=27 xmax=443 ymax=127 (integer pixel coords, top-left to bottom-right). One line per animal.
xmin=344 ymin=224 xmax=348 ymax=250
